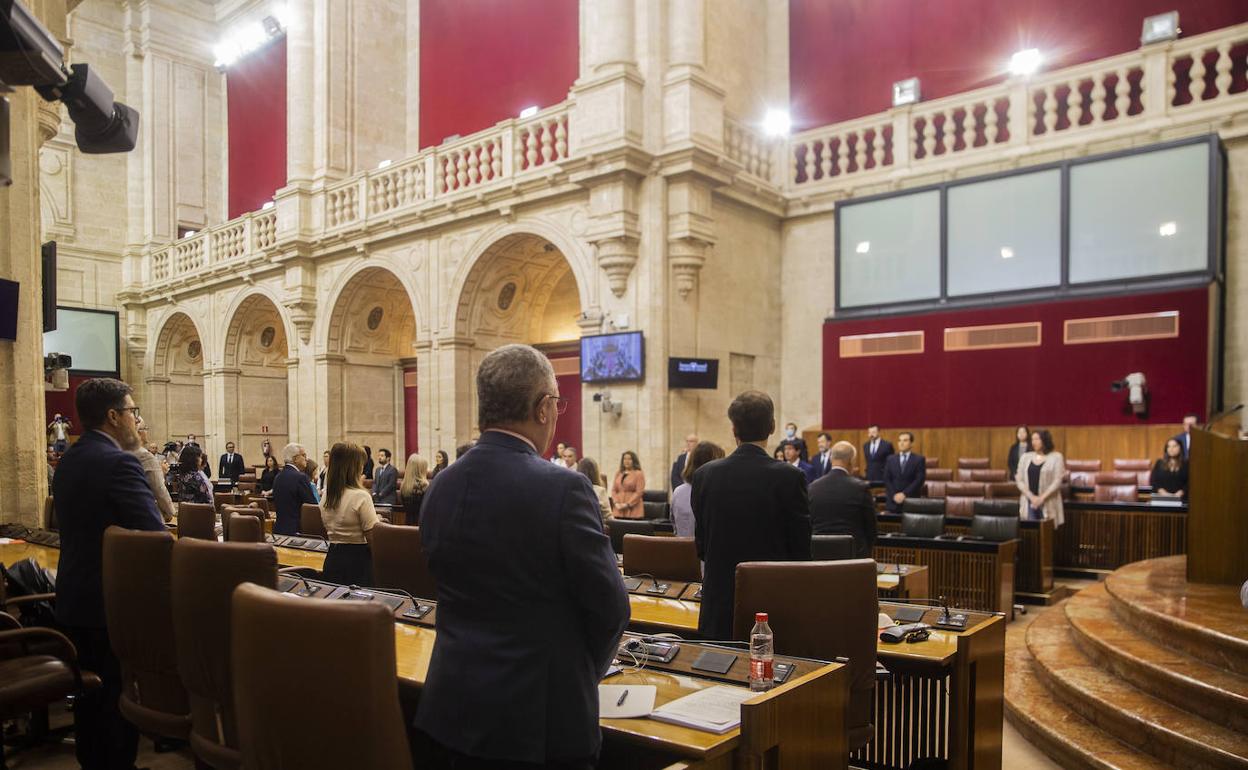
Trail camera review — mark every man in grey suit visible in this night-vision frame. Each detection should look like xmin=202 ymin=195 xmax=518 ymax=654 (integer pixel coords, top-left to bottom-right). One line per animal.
xmin=417 ymin=344 xmax=629 ymax=767
xmin=371 ymin=448 xmax=399 ymax=505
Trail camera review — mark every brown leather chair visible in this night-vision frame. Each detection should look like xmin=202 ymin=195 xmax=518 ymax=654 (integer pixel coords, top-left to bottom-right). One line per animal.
xmin=923 ymin=480 xmax=948 ymax=498
xmin=42 ymin=496 xmax=56 ymax=530
xmin=299 ymin=503 xmax=327 ymax=538
xmin=1114 ymin=458 xmax=1152 ymax=487
xmin=235 ymin=482 xmax=256 ymax=494
xmin=944 ymin=482 xmax=986 ymax=518
xmin=231 ymin=583 xmax=413 ymax=770
xmin=101 ymin=527 xmax=191 ymax=741
xmin=1094 ymin=472 xmax=1139 ymax=502
xmin=986 ymin=482 xmax=1020 ymax=499
xmin=925 ymin=456 xmax=940 ymax=469
xmin=238 ymin=473 xmax=257 ymax=484
xmin=621 ymin=535 xmax=701 ymax=582
xmin=732 ymin=560 xmax=878 ymax=751
xmin=178 ymin=502 xmax=217 ymax=541
xmin=900 ymin=498 xmax=945 ymax=515
xmin=171 ymin=538 xmax=278 ymax=769
xmin=956 ymin=457 xmax=989 ymax=470
xmin=969 ymin=500 xmax=1020 ymax=541
xmin=925 ymin=467 xmax=953 ymax=482
xmin=245 ymin=497 xmax=270 ymax=514
xmin=969 ymin=469 xmax=1007 ymax=482
xmin=1066 ymin=459 xmax=1102 ymax=489
xmin=371 ymin=523 xmax=436 ymax=599
xmin=225 ymin=512 xmax=264 ymax=543
xmin=222 ymin=505 xmax=265 ymax=540
xmin=605 ymin=518 xmax=656 ymax=554
xmin=900 ymin=509 xmax=945 ymax=538
xmin=363 ymin=478 xmax=374 ymax=491
xmin=810 ymin=534 xmax=856 ymax=560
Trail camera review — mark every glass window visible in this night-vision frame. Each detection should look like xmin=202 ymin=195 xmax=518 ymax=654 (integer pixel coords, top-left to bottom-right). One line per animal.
xmin=1069 ymin=143 xmax=1209 ymax=283
xmin=839 ymin=190 xmax=941 ymax=308
xmin=947 ymin=169 xmax=1061 ymax=296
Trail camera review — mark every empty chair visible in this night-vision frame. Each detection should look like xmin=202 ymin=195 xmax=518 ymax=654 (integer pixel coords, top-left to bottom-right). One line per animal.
xmin=245 ymin=497 xmax=270 ymax=514
xmin=925 ymin=457 xmax=940 ymax=469
xmin=1066 ymin=459 xmax=1102 ymax=489
xmin=238 ymin=473 xmax=257 ymax=485
xmin=986 ymin=482 xmax=1021 ymax=499
xmin=621 ymin=535 xmax=701 ymax=582
xmin=299 ymin=503 xmax=327 ymax=538
xmin=924 ymin=481 xmax=948 ymax=498
xmin=1114 ymin=458 xmax=1152 ymax=487
xmin=171 ymin=538 xmax=278 ymax=769
xmin=810 ymin=534 xmax=856 ymax=560
xmin=101 ymin=526 xmax=191 ymax=743
xmin=957 ymin=457 xmax=989 ymax=470
xmin=177 ymin=502 xmax=217 ymax=541
xmin=969 ymin=469 xmax=1007 ymax=482
xmin=900 ymin=498 xmax=946 ymax=515
xmin=605 ymin=518 xmax=655 ymax=555
xmin=900 ymin=509 xmax=945 ymax=538
xmin=43 ymin=496 xmax=56 ymax=530
xmin=733 ymin=560 xmax=878 ymax=753
xmin=641 ymin=489 xmax=667 ymax=504
xmin=970 ymin=500 xmax=1020 ymax=541
xmin=231 ymin=583 xmax=413 ymax=770
xmin=225 ymin=512 xmax=264 ymax=543
xmin=370 ymin=523 xmax=436 ymax=599
xmin=945 ymin=482 xmax=986 ymax=518
xmin=1094 ymin=472 xmax=1139 ymax=502
xmin=925 ymin=468 xmax=953 ymax=482
xmin=222 ymin=505 xmax=265 ymax=539
xmin=642 ymin=498 xmax=670 ymax=520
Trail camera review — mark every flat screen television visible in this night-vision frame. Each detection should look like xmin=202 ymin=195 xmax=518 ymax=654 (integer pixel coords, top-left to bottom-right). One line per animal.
xmin=42 ymin=307 xmax=120 ymax=375
xmin=668 ymin=357 xmax=718 ymax=389
xmin=580 ymin=331 xmax=644 ymax=383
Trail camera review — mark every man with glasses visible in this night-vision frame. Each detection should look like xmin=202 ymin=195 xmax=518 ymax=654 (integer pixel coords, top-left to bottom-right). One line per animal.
xmin=417 ymin=344 xmax=627 ymax=769
xmin=272 ymin=442 xmax=317 ymax=535
xmin=53 ymin=377 xmax=165 ymax=770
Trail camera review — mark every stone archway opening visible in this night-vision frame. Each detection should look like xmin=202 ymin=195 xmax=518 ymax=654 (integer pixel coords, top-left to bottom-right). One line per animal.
xmin=222 ymin=294 xmax=291 ymax=467
xmin=149 ymin=312 xmax=205 ymax=447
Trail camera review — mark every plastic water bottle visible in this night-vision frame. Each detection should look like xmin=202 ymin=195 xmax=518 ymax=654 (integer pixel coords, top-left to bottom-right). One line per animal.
xmin=749 ymin=612 xmax=774 ymax=691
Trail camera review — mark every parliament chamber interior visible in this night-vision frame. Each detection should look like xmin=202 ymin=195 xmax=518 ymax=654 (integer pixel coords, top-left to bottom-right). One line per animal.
xmin=2 ymin=0 xmax=1248 ymax=768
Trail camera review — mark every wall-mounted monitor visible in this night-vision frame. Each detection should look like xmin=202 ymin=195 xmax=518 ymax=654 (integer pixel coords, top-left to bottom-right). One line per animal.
xmin=42 ymin=307 xmax=120 ymax=375
xmin=580 ymin=331 xmax=644 ymax=383
xmin=668 ymin=357 xmax=718 ymax=389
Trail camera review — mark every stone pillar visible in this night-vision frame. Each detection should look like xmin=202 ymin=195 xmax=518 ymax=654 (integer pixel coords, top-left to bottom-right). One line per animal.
xmin=434 ymin=336 xmax=476 ymax=448
xmin=144 ymin=376 xmax=172 ymax=445
xmin=204 ymin=367 xmax=242 ymax=462
xmin=314 ymin=353 xmax=346 ymax=455
xmin=286 ymin=0 xmax=316 ymax=184
xmin=581 ymin=0 xmax=635 ymax=77
xmin=404 ymin=0 xmax=422 ymax=156
xmin=311 ymin=0 xmax=353 ymax=183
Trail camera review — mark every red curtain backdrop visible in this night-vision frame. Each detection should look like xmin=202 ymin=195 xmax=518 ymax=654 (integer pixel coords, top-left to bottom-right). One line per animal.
xmin=227 ymin=38 xmax=288 ymax=219
xmin=403 ymin=365 xmax=419 ymax=455
xmin=789 ymin=0 xmax=1248 ymax=130
xmin=419 ymin=0 xmax=579 ymax=149
xmin=44 ymin=374 xmax=93 ymax=441
xmin=821 ymin=288 xmax=1211 ymax=428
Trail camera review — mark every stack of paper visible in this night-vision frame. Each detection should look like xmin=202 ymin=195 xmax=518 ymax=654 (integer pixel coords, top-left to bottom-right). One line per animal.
xmin=649 ymin=685 xmax=755 ymax=734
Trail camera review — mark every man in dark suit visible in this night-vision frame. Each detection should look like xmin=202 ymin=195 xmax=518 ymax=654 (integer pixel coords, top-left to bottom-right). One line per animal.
xmin=272 ymin=442 xmax=316 ymax=535
xmin=811 ymin=432 xmax=834 ymax=480
xmin=774 ymin=421 xmax=809 ymax=462
xmin=417 ymin=344 xmax=629 ymax=768
xmin=883 ymin=431 xmax=926 ymax=512
xmin=670 ymin=433 xmax=698 ymax=490
xmin=372 ymin=448 xmax=399 ymax=504
xmin=809 ymin=441 xmax=877 ymax=558
xmin=1172 ymin=412 xmax=1199 ymax=460
xmin=782 ymin=440 xmax=818 ymax=484
xmin=53 ymin=378 xmax=166 ymax=770
xmin=862 ymin=424 xmax=894 ymax=483
xmin=693 ymin=391 xmax=812 ymax=641
xmin=218 ymin=441 xmax=246 ymax=484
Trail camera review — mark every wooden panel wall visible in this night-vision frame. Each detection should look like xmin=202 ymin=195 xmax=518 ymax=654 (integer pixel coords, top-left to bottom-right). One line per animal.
xmin=804 ymin=424 xmax=1182 ymax=474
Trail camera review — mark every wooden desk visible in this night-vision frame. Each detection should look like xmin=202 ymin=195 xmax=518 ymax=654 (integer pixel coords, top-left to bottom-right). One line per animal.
xmin=0 ymin=540 xmax=59 ymax=570
xmin=872 ymin=535 xmax=1016 ymax=616
xmin=273 ymin=545 xmax=327 ymax=570
xmin=876 ymin=564 xmax=929 ymax=601
xmin=1057 ymin=500 xmax=1186 ymax=573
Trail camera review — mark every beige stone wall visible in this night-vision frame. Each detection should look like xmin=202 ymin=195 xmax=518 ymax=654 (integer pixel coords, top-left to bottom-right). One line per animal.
xmin=1222 ymin=136 xmax=1248 ymax=414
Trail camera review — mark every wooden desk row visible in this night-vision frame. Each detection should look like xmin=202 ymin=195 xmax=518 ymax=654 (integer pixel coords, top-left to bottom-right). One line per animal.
xmin=1056 ymin=500 xmax=1187 ymax=573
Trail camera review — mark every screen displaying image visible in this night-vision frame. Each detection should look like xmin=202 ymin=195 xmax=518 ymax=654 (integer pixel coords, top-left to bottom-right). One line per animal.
xmin=42 ymin=307 xmax=120 ymax=374
xmin=668 ymin=357 xmax=718 ymax=389
xmin=580 ymin=332 xmax=644 ymax=383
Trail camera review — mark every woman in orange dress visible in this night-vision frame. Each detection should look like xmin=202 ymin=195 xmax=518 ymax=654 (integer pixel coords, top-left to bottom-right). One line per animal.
xmin=610 ymin=451 xmax=646 ymax=519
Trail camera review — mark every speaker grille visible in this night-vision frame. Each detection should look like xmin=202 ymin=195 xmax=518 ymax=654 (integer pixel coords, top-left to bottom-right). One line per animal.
xmin=1063 ymin=311 xmax=1179 ymax=344
xmin=839 ymin=331 xmax=925 ymax=358
xmin=944 ymin=322 xmax=1041 ymax=352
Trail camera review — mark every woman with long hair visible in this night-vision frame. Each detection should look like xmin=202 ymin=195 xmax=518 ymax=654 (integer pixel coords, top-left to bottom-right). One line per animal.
xmin=399 ymin=454 xmax=430 ymax=524
xmin=610 ymin=450 xmax=646 ymax=519
xmin=1014 ymin=429 xmax=1066 ymax=526
xmin=173 ymin=443 xmax=213 ymax=504
xmin=672 ymin=441 xmax=725 ymax=537
xmin=576 ymin=457 xmax=610 ymax=523
xmin=303 ymin=458 xmax=321 ymax=503
xmin=319 ymin=442 xmax=379 ymax=586
xmin=1006 ymin=425 xmax=1030 ymax=479
xmin=429 ymin=449 xmax=449 ymax=480
xmin=1150 ymin=438 xmax=1189 ymax=498
xmin=258 ymin=454 xmax=280 ymax=493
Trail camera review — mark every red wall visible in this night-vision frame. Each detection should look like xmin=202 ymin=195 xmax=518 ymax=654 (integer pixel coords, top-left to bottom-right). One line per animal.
xmin=789 ymin=0 xmax=1248 ymax=130
xmin=227 ymin=38 xmax=288 ymax=218
xmin=821 ymin=288 xmax=1210 ymax=428
xmin=44 ymin=374 xmax=93 ymax=440
xmin=403 ymin=365 xmax=419 ymax=455
xmin=419 ymin=0 xmax=579 ymax=149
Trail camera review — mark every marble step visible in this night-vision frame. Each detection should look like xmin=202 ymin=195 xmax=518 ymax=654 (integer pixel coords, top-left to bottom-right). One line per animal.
xmin=1004 ymin=637 xmax=1173 ymax=770
xmin=1104 ymin=556 xmax=1248 ymax=677
xmin=1027 ymin=606 xmax=1248 ymax=769
xmin=1067 ymin=582 xmax=1248 ymax=734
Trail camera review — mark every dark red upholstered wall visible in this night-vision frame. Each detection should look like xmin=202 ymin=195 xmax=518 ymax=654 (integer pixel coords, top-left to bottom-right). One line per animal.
xmin=789 ymin=0 xmax=1248 ymax=129
xmin=44 ymin=374 xmax=92 ymax=440
xmin=403 ymin=365 xmax=419 ymax=454
xmin=821 ymin=288 xmax=1210 ymax=428
xmin=227 ymin=38 xmax=287 ymax=218
xmin=419 ymin=0 xmax=579 ymax=149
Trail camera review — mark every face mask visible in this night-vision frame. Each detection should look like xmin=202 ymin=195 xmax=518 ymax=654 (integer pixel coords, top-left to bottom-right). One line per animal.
xmin=785 ymin=428 xmax=796 ymax=438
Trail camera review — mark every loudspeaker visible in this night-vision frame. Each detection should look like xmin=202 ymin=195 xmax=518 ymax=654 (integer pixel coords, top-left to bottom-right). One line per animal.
xmin=0 ymin=278 xmax=17 ymax=341
xmin=41 ymin=241 xmax=55 ymax=332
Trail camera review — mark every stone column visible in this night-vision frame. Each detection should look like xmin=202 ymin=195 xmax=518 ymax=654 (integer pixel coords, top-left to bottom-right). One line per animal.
xmin=434 ymin=335 xmax=476 ymax=448
xmin=314 ymin=353 xmax=346 ymax=455
xmin=285 ymin=0 xmax=316 ymax=184
xmin=581 ymin=0 xmax=635 ymax=77
xmin=311 ymin=0 xmax=353 ymax=182
xmin=204 ymin=367 xmax=242 ymax=462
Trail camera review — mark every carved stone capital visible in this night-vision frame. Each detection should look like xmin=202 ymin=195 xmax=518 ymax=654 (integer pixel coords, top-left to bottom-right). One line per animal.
xmin=282 ymin=300 xmax=317 ymax=345
xmin=669 ymin=237 xmax=711 ymax=299
xmin=593 ymin=236 xmax=639 ymax=298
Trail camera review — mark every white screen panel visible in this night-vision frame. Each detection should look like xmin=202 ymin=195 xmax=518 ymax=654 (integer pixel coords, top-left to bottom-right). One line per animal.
xmin=1069 ymin=142 xmax=1209 ymax=283
xmin=43 ymin=308 xmax=119 ymax=373
xmin=947 ymin=169 xmax=1061 ymax=296
xmin=839 ymin=190 xmax=941 ymax=308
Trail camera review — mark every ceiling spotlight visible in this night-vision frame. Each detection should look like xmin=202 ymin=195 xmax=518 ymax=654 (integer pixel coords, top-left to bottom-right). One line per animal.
xmin=1008 ymin=48 xmax=1043 ymax=77
xmin=892 ymin=77 xmax=921 ymax=107
xmin=519 ymin=105 xmax=539 ymax=118
xmin=1141 ymin=11 xmax=1180 ymax=45
xmin=855 ymin=241 xmax=871 ymax=254
xmin=762 ymin=108 xmax=791 ymax=137
xmin=1000 ymin=247 xmax=1015 ymax=259
xmin=1159 ymin=221 xmax=1177 ymax=237
xmin=262 ymin=15 xmax=282 ymax=36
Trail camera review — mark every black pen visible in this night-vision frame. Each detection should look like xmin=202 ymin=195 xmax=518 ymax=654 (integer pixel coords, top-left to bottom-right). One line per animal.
xmin=616 ymin=689 xmax=629 ymax=707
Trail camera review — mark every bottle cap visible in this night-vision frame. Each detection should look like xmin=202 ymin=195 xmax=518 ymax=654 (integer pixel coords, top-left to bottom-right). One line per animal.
xmin=755 ymin=612 xmax=768 ymax=622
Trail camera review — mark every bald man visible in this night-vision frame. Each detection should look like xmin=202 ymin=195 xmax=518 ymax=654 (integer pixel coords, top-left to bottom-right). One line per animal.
xmin=808 ymin=441 xmax=877 ymax=558
xmin=670 ymin=433 xmax=699 ymax=491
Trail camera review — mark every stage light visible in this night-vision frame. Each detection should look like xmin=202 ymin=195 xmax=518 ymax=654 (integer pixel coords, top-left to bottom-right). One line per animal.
xmin=855 ymin=241 xmax=871 ymax=255
xmin=1159 ymin=221 xmax=1177 ymax=237
xmin=763 ymin=108 xmax=791 ymax=137
xmin=213 ymin=5 xmax=288 ymax=69
xmin=377 ymin=159 xmax=392 ymax=169
xmin=519 ymin=105 xmax=539 ymax=118
xmin=1008 ymin=48 xmax=1042 ymax=77
xmin=1000 ymin=247 xmax=1015 ymax=259
xmin=1141 ymin=11 xmax=1179 ymax=45
xmin=262 ymin=201 xmax=274 ymax=210
xmin=892 ymin=77 xmax=921 ymax=107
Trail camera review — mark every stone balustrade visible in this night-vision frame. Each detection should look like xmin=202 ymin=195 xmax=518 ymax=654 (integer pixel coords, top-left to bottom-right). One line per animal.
xmin=724 ymin=116 xmax=779 ymax=183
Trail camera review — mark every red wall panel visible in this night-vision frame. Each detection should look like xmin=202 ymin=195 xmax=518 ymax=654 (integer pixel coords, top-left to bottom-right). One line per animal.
xmin=227 ymin=38 xmax=288 ymax=219
xmin=789 ymin=0 xmax=1248 ymax=130
xmin=44 ymin=374 xmax=93 ymax=441
xmin=419 ymin=0 xmax=579 ymax=149
xmin=821 ymin=288 xmax=1210 ymax=428
xmin=403 ymin=365 xmax=419 ymax=455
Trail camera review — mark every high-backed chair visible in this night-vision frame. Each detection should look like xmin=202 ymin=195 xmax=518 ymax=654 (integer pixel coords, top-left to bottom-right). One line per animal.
xmin=225 ymin=512 xmax=264 ymax=543
xmin=1066 ymin=459 xmax=1102 ymax=489
xmin=171 ymin=538 xmax=278 ymax=769
xmin=810 ymin=534 xmax=856 ymax=560
xmin=299 ymin=503 xmax=327 ymax=538
xmin=925 ymin=467 xmax=953 ymax=482
xmin=642 ymin=499 xmax=670 ymax=520
xmin=970 ymin=500 xmax=1020 ymax=541
xmin=925 ymin=457 xmax=940 ymax=469
xmin=235 ymin=482 xmax=256 ymax=495
xmin=231 ymin=583 xmax=413 ymax=770
xmin=245 ymin=497 xmax=270 ymax=514
xmin=363 ymin=478 xmax=374 ymax=491
xmin=213 ymin=492 xmax=241 ymax=514
xmin=605 ymin=518 xmax=655 ymax=555
xmin=923 ymin=480 xmax=948 ymax=498
xmin=900 ymin=509 xmax=945 ymax=538
xmin=732 ymin=560 xmax=878 ymax=752
xmin=222 ymin=505 xmax=265 ymax=540
xmin=986 ymin=482 xmax=1021 ymax=499
xmin=177 ymin=502 xmax=217 ymax=541
xmin=371 ymin=523 xmax=436 ymax=599
xmin=945 ymin=482 xmax=986 ymax=518
xmin=621 ymin=535 xmax=701 ymax=582
xmin=101 ymin=527 xmax=191 ymax=743
xmin=1094 ymin=472 xmax=1139 ymax=502
xmin=956 ymin=457 xmax=989 ymax=471
xmin=42 ymin=496 xmax=56 ymax=531
xmin=642 ymin=489 xmax=668 ymax=504
xmin=900 ymin=498 xmax=946 ymax=515
xmin=969 ymin=469 xmax=1007 ymax=482
xmin=238 ymin=473 xmax=257 ymax=485
xmin=1114 ymin=458 xmax=1152 ymax=487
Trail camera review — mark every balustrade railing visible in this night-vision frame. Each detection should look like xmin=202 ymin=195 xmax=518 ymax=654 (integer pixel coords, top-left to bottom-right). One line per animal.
xmin=724 ymin=117 xmax=778 ymax=183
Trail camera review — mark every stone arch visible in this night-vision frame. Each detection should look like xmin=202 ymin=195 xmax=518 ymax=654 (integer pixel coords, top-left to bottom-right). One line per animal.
xmin=220 ymin=293 xmax=293 ymax=460
xmin=219 ymin=288 xmax=294 ymax=368
xmin=147 ymin=311 xmax=206 ymax=446
xmin=324 ymin=265 xmax=419 ymax=359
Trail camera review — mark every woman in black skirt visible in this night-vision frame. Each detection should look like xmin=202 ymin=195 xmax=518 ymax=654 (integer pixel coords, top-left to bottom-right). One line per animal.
xmin=319 ymin=442 xmax=378 ymax=586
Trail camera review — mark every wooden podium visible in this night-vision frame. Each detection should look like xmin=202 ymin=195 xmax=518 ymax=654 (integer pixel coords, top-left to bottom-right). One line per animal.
xmin=1187 ymin=424 xmax=1248 ymax=585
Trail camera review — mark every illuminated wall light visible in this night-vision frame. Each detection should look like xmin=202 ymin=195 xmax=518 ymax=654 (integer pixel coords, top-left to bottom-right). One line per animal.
xmin=1008 ymin=48 xmax=1042 ymax=77
xmin=261 ymin=201 xmax=275 ymax=210
xmin=183 ymin=230 xmax=197 ymax=238
xmin=892 ymin=77 xmax=921 ymax=107
xmin=213 ymin=5 xmax=289 ymax=69
xmin=1141 ymin=11 xmax=1180 ymax=45
xmin=377 ymin=159 xmax=392 ymax=169
xmin=762 ymin=108 xmax=791 ymax=137
xmin=1000 ymin=247 xmax=1015 ymax=259
xmin=518 ymin=105 xmax=539 ymax=118
xmin=1159 ymin=221 xmax=1177 ymax=237
xmin=855 ymin=241 xmax=871 ymax=254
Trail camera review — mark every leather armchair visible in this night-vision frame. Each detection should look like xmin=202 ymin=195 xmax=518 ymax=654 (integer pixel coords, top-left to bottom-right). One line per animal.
xmin=622 ymin=535 xmax=701 ymax=581
xmin=299 ymin=503 xmax=327 ymax=539
xmin=605 ymin=518 xmax=655 ymax=555
xmin=810 ymin=534 xmax=856 ymax=560
xmin=371 ymin=523 xmax=437 ymax=600
xmin=177 ymin=502 xmax=217 ymax=541
xmin=1094 ymin=472 xmax=1139 ymax=502
xmin=970 ymin=500 xmax=1020 ymax=541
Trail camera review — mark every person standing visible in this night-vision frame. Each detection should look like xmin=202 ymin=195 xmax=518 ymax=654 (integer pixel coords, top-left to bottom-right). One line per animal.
xmin=811 ymin=432 xmax=834 ymax=480
xmin=416 ymin=344 xmax=628 ymax=767
xmin=561 ymin=445 xmax=579 ymax=469
xmin=429 ymin=449 xmax=449 ymax=480
xmin=775 ymin=421 xmax=809 ymax=462
xmin=672 ymin=441 xmax=725 ymax=538
xmin=692 ymin=391 xmax=812 ymax=641
xmin=1171 ymin=413 xmax=1199 ymax=460
xmin=53 ymin=378 xmax=165 ymax=770
xmin=670 ymin=433 xmax=699 ymax=491
xmin=258 ymin=454 xmax=280 ymax=494
xmin=550 ymin=441 xmax=567 ymax=465
xmin=576 ymin=457 xmax=611 ymax=523
xmin=1015 ymin=429 xmax=1066 ymax=526
xmin=47 ymin=413 xmax=72 ymax=453
xmin=172 ymin=444 xmax=214 ymax=505
xmin=862 ymin=424 xmax=894 ymax=483
xmin=1150 ymin=438 xmax=1189 ymax=499
xmin=133 ymin=417 xmax=174 ymax=522
xmin=362 ymin=445 xmax=375 ymax=479
xmin=217 ymin=441 xmax=246 ymax=484
xmin=610 ymin=451 xmax=646 ymax=519
xmin=320 ymin=442 xmax=378 ymax=586
xmin=372 ymin=448 xmax=399 ymax=505
xmin=882 ymin=432 xmax=926 ymax=513
xmin=1006 ymin=425 xmax=1031 ymax=480
xmin=782 ymin=440 xmax=817 ymax=484
xmin=400 ymin=454 xmax=430 ymax=524
xmin=809 ymin=442 xmax=876 ymax=558
xmin=272 ymin=443 xmax=316 ymax=535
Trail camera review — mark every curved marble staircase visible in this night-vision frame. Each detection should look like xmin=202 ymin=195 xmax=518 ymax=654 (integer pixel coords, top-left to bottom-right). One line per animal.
xmin=1005 ymin=556 xmax=1248 ymax=769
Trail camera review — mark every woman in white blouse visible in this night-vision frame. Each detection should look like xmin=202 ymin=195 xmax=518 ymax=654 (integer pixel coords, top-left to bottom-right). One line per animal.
xmin=1014 ymin=429 xmax=1065 ymax=527
xmin=319 ymin=441 xmax=379 ymax=586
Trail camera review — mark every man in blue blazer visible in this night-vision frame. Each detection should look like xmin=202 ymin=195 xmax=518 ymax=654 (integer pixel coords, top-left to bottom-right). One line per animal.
xmin=371 ymin=448 xmax=399 ymax=505
xmin=862 ymin=424 xmax=894 ymax=483
xmin=810 ymin=432 xmax=834 ymax=480
xmin=272 ymin=443 xmax=316 ymax=535
xmin=883 ymin=431 xmax=927 ymax=512
xmin=53 ymin=378 xmax=166 ymax=769
xmin=417 ymin=344 xmax=629 ymax=767
xmin=782 ymin=439 xmax=818 ymax=484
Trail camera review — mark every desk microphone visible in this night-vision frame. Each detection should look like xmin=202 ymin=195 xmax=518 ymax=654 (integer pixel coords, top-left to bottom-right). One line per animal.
xmin=285 ymin=573 xmax=321 ymax=598
xmin=626 ymin=573 xmax=670 ymax=595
